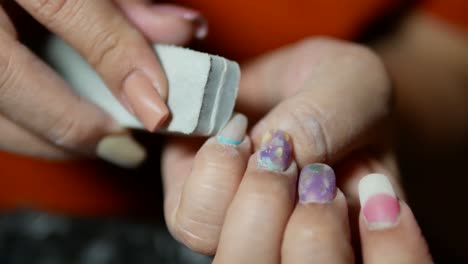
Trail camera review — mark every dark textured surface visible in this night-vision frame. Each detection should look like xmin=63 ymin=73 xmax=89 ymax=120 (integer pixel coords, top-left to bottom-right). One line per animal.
xmin=0 ymin=211 xmax=211 ymax=264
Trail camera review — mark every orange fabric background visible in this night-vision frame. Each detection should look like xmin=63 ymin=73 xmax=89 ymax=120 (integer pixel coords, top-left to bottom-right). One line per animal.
xmin=178 ymin=0 xmax=400 ymax=61
xmin=0 ymin=0 xmax=466 ymax=215
xmin=422 ymin=0 xmax=468 ymax=29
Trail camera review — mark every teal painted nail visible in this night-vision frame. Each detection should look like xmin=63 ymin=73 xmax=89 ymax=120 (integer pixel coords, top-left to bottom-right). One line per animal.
xmin=217 ymin=113 xmax=248 ymax=146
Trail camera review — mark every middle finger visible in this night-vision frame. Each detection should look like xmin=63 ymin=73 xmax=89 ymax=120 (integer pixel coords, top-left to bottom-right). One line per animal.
xmin=282 ymin=164 xmax=354 ymax=264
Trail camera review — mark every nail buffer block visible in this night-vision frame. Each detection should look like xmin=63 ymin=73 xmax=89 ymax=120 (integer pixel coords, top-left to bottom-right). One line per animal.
xmin=44 ymin=37 xmax=240 ymax=136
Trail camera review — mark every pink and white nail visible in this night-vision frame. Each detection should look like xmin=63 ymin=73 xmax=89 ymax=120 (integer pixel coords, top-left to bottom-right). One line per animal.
xmin=358 ymin=173 xmax=400 ymax=230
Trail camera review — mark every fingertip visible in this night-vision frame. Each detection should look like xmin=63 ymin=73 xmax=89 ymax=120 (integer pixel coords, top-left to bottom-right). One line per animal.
xmin=358 ymin=174 xmax=433 ymax=263
xmin=217 ymin=113 xmax=249 ymax=146
xmin=96 ymin=133 xmax=146 ymax=168
xmin=335 ymin=188 xmax=348 ymax=205
xmin=148 ymin=4 xmax=208 ymax=41
xmin=122 ymin=70 xmax=170 ymax=132
xmin=198 ymin=136 xmax=251 ymax=168
xmin=249 ymin=119 xmax=268 ymax=148
xmin=120 ymin=3 xmax=207 ymax=45
xmin=298 ymin=163 xmax=337 ymax=204
xmin=256 ymin=129 xmax=294 ymax=172
xmin=358 ymin=173 xmax=400 ymax=230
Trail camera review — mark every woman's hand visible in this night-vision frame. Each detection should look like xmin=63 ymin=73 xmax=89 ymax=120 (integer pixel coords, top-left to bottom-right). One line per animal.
xmin=163 ymin=128 xmax=432 ymax=263
xmin=161 ymin=38 xmax=414 ymax=257
xmin=0 ymin=1 xmax=205 ymax=167
xmin=211 ymin=149 xmax=432 ymax=263
xmin=211 ymin=130 xmax=431 ymax=263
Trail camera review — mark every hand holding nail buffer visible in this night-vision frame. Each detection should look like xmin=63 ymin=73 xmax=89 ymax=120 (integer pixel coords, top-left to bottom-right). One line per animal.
xmin=45 ymin=36 xmax=240 ymax=136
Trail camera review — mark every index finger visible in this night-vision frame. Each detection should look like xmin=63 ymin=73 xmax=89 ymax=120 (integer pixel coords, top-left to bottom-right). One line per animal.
xmin=16 ymin=0 xmax=169 ymax=131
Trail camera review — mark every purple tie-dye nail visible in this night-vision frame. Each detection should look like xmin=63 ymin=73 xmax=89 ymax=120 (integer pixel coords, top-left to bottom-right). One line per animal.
xmin=257 ymin=130 xmax=293 ymax=171
xmin=298 ymin=163 xmax=336 ymax=203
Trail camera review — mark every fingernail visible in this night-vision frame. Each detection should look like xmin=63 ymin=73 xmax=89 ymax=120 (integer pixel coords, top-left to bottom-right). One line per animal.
xmin=298 ymin=163 xmax=337 ymax=203
xmin=97 ymin=134 xmax=146 ymax=168
xmin=359 ymin=173 xmax=400 ymax=230
xmin=122 ymin=70 xmax=169 ymax=132
xmin=257 ymin=130 xmax=293 ymax=171
xmin=152 ymin=4 xmax=208 ymax=39
xmin=217 ymin=113 xmax=248 ymax=145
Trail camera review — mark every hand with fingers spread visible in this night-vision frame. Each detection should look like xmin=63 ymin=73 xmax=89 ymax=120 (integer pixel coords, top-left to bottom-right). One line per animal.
xmin=161 ymin=37 xmax=433 ymax=262
xmin=0 ymin=0 xmax=206 ymax=167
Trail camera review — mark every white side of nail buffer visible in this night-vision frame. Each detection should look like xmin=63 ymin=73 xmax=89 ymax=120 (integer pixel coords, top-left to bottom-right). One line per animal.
xmin=358 ymin=173 xmax=396 ymax=208
xmin=44 ymin=36 xmax=240 ymax=136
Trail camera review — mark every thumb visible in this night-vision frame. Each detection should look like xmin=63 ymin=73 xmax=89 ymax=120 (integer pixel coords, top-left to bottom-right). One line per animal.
xmin=246 ymin=38 xmax=391 ymax=167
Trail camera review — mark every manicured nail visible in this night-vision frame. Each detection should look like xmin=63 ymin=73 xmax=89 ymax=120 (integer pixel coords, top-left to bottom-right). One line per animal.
xmin=298 ymin=163 xmax=336 ymax=203
xmin=217 ymin=113 xmax=248 ymax=145
xmin=97 ymin=134 xmax=146 ymax=168
xmin=359 ymin=173 xmax=400 ymax=230
xmin=122 ymin=70 xmax=169 ymax=132
xmin=257 ymin=130 xmax=293 ymax=171
xmin=151 ymin=4 xmax=208 ymax=39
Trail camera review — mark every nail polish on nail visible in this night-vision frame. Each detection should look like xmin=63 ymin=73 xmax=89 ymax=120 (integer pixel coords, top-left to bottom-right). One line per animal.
xmin=257 ymin=130 xmax=293 ymax=171
xmin=122 ymin=70 xmax=169 ymax=132
xmin=97 ymin=134 xmax=146 ymax=168
xmin=298 ymin=163 xmax=336 ymax=204
xmin=359 ymin=173 xmax=400 ymax=230
xmin=193 ymin=17 xmax=208 ymax=39
xmin=217 ymin=113 xmax=248 ymax=145
xmin=151 ymin=4 xmax=208 ymax=39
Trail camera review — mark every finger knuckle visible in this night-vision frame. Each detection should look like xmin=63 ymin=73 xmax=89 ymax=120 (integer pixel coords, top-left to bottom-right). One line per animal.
xmin=174 ymin=212 xmax=219 ymax=255
xmin=33 ymin=0 xmax=69 ymax=22
xmin=0 ymin=48 xmax=16 ymax=95
xmin=48 ymin=98 xmax=90 ymax=148
xmin=0 ymin=43 xmax=26 ymax=101
xmin=86 ymin=26 xmax=124 ymax=72
xmin=284 ymin=100 xmax=329 ymax=163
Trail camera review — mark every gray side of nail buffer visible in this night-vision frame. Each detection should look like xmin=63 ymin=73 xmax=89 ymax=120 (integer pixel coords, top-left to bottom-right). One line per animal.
xmin=44 ymin=36 xmax=240 ymax=136
xmin=196 ymin=55 xmax=240 ymax=135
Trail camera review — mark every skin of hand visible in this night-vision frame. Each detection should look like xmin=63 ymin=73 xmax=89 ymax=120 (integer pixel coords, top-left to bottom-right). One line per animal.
xmin=162 ymin=12 xmax=468 ymax=257
xmin=162 ymin=127 xmax=432 ymax=263
xmin=0 ymin=0 xmax=206 ymax=168
xmin=211 ymin=148 xmax=432 ymax=264
xmin=161 ymin=38 xmax=411 ymax=258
